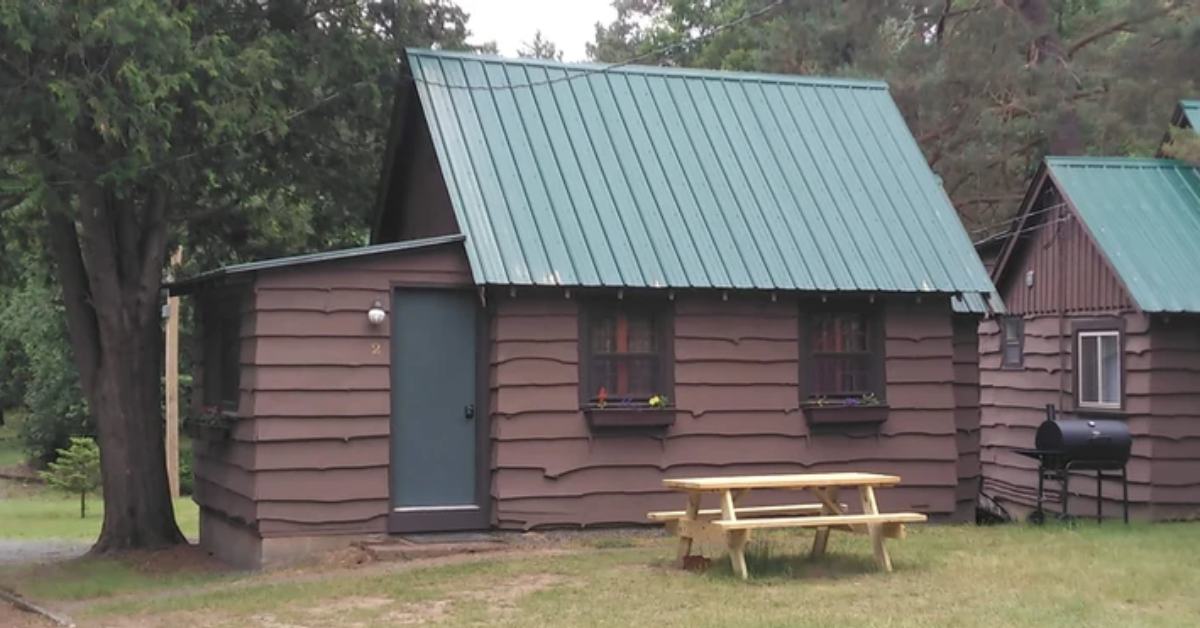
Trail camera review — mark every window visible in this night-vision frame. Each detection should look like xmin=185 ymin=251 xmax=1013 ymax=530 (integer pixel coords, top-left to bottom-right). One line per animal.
xmin=581 ymin=302 xmax=672 ymax=406
xmin=1000 ymin=316 xmax=1024 ymax=368
xmin=201 ymin=301 xmax=242 ymax=411
xmin=1077 ymin=330 xmax=1121 ymax=409
xmin=803 ymin=310 xmax=884 ymax=400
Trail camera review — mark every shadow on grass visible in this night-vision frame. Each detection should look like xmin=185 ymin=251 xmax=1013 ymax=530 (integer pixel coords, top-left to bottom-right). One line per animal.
xmin=700 ymin=540 xmax=888 ymax=582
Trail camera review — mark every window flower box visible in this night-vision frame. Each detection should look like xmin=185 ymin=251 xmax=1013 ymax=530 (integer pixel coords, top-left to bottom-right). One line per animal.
xmin=584 ymin=406 xmax=676 ymax=429
xmin=802 ymin=403 xmax=889 ymax=426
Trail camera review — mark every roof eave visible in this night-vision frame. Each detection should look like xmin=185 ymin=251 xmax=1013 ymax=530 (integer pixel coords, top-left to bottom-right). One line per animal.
xmin=168 ymin=234 xmax=467 ymax=296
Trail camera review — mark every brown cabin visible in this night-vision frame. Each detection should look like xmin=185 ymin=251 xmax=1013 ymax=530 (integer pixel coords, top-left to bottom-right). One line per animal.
xmin=980 ymin=156 xmax=1200 ymax=521
xmin=172 ymin=50 xmax=996 ymax=568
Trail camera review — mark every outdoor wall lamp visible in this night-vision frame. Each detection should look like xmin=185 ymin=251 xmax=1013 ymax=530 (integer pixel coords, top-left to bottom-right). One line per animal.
xmin=367 ymin=301 xmax=387 ymax=326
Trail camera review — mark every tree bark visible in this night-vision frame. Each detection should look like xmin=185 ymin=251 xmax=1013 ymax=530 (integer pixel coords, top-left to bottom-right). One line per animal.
xmin=46 ymin=183 xmax=185 ymax=553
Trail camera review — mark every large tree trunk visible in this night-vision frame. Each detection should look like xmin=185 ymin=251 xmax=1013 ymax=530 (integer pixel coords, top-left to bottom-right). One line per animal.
xmin=45 ymin=182 xmax=186 ymax=553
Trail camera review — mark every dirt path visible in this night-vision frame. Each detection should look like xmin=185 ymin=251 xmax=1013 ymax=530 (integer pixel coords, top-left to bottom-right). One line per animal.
xmin=0 ymin=600 xmax=56 ymax=628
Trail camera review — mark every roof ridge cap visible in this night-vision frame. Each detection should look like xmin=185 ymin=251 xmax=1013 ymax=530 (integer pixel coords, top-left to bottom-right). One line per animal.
xmin=404 ymin=47 xmax=888 ymax=90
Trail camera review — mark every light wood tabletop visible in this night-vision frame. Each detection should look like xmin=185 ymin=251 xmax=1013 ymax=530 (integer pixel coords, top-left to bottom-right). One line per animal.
xmin=662 ymin=472 xmax=902 ymax=491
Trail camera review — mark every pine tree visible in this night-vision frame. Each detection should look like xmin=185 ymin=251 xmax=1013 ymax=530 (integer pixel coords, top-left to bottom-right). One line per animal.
xmin=40 ymin=437 xmax=101 ymax=519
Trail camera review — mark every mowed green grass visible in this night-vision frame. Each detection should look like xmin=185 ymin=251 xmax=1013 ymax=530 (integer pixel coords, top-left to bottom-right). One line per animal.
xmin=0 ymin=485 xmax=198 ymax=541
xmin=15 ymin=522 xmax=1200 ymax=628
xmin=0 ymin=410 xmax=198 ymax=541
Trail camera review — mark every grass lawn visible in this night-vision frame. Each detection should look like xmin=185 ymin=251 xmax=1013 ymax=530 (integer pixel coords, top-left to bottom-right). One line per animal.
xmin=5 ymin=522 xmax=1200 ymax=627
xmin=0 ymin=483 xmax=198 ymax=541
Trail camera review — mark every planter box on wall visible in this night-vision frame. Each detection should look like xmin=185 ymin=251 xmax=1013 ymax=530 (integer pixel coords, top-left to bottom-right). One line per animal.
xmin=803 ymin=405 xmax=889 ymax=426
xmin=584 ymin=407 xmax=676 ymax=429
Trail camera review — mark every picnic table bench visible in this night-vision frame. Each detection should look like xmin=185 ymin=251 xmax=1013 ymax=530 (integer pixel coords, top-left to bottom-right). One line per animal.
xmin=648 ymin=472 xmax=927 ymax=579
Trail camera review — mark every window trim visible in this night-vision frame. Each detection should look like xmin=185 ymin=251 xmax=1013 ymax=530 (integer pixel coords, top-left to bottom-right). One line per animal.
xmin=999 ymin=316 xmax=1025 ymax=369
xmin=1072 ymin=319 xmax=1124 ymax=412
xmin=798 ymin=304 xmax=886 ymax=403
xmin=577 ymin=298 xmax=674 ymax=408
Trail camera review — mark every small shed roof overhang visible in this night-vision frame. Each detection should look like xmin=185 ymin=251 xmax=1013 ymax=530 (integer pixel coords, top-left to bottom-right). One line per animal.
xmin=167 ymin=234 xmax=466 ymax=295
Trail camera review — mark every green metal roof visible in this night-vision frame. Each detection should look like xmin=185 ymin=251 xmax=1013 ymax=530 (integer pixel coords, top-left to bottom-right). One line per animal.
xmin=1046 ymin=157 xmax=1200 ymax=313
xmin=405 ymin=49 xmax=994 ymax=309
xmin=167 ymin=234 xmax=465 ymax=294
xmin=1180 ymin=100 xmax=1200 ymax=129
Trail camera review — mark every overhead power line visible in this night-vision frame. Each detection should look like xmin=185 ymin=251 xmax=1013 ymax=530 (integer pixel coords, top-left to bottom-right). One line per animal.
xmin=972 ymin=213 xmax=1074 ymax=247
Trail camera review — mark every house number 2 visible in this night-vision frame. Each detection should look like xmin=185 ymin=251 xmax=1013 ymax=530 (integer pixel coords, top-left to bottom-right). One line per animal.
xmin=370 ymin=342 xmax=382 ymax=355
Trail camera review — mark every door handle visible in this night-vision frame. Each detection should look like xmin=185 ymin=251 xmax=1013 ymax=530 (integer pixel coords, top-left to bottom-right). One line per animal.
xmin=464 ymin=404 xmax=475 ymax=420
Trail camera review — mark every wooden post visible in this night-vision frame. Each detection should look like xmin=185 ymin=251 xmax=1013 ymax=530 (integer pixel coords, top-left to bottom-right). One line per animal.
xmin=164 ymin=248 xmax=183 ymax=499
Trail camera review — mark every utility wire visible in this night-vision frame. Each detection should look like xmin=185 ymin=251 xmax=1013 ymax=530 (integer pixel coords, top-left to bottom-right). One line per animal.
xmin=966 ymin=201 xmax=1068 ymax=236
xmin=972 ymin=214 xmax=1073 ymax=247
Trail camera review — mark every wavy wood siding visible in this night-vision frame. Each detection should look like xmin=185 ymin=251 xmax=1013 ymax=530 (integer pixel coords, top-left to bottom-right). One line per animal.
xmin=193 ymin=243 xmax=473 ymax=537
xmin=952 ymin=315 xmax=982 ymax=521
xmin=490 ymin=295 xmax=963 ymax=529
xmin=976 ymin=313 xmax=1193 ymax=519
xmin=1147 ymin=315 xmax=1200 ymax=519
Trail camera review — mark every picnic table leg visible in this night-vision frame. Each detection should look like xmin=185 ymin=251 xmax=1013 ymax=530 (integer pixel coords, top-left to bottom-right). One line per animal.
xmin=720 ymin=490 xmax=750 ymax=579
xmin=728 ymin=530 xmax=750 ymax=580
xmin=676 ymin=492 xmax=701 ymax=563
xmin=810 ymin=487 xmax=840 ymax=559
xmin=858 ymin=485 xmax=892 ymax=572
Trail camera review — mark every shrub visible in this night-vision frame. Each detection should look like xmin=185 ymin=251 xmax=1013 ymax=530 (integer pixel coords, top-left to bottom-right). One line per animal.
xmin=39 ymin=436 xmax=102 ymax=518
xmin=0 ymin=270 xmax=91 ymax=466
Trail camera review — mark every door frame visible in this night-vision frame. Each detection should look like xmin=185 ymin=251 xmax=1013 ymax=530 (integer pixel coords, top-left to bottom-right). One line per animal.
xmin=386 ymin=285 xmax=492 ymax=534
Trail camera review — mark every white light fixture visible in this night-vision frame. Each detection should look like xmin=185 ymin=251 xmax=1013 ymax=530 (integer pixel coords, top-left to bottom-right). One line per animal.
xmin=367 ymin=301 xmax=387 ymax=326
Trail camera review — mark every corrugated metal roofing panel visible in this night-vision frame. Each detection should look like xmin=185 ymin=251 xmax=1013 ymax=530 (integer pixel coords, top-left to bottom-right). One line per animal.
xmin=406 ymin=49 xmax=994 ymax=303
xmin=1181 ymin=100 xmax=1199 ymax=128
xmin=1046 ymin=157 xmax=1200 ymax=313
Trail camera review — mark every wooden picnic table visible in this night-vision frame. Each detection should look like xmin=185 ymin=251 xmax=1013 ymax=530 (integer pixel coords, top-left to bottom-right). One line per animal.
xmin=649 ymin=472 xmax=927 ymax=580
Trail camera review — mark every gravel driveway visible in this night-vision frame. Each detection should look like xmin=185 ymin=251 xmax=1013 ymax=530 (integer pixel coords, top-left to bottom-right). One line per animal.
xmin=0 ymin=540 xmax=89 ymax=566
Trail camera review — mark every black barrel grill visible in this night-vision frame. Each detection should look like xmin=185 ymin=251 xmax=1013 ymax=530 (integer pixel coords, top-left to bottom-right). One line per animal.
xmin=1015 ymin=405 xmax=1131 ymax=524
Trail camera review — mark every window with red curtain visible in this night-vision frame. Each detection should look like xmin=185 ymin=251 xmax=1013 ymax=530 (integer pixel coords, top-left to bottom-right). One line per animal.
xmin=805 ymin=310 xmax=883 ymax=399
xmin=582 ymin=303 xmax=671 ymax=405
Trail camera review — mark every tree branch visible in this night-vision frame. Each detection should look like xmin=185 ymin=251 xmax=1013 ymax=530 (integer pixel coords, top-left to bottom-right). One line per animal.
xmin=1066 ymin=3 xmax=1178 ymax=59
xmin=135 ymin=182 xmax=169 ymax=328
xmin=44 ymin=201 xmax=101 ymax=395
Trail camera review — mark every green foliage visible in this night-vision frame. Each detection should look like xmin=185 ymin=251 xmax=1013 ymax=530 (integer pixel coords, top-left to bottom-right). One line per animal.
xmin=519 ymin=31 xmax=564 ymax=60
xmin=0 ymin=239 xmax=90 ymax=467
xmin=1162 ymin=126 xmax=1200 ymax=163
xmin=39 ymin=436 xmax=101 ymax=519
xmin=178 ymin=437 xmax=194 ymax=496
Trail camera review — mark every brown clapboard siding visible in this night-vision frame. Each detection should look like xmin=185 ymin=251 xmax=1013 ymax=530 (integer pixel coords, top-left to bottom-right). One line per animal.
xmin=1148 ymin=315 xmax=1200 ymax=516
xmin=191 ymin=243 xmax=472 ymax=537
xmin=952 ymin=315 xmax=982 ymax=520
xmin=488 ymin=294 xmax=963 ymax=530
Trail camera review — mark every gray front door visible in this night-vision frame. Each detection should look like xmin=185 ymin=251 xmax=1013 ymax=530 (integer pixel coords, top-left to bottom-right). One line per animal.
xmin=389 ymin=289 xmax=486 ymax=532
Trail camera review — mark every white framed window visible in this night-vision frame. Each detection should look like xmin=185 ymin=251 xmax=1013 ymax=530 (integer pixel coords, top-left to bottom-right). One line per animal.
xmin=1077 ymin=330 xmax=1121 ymax=409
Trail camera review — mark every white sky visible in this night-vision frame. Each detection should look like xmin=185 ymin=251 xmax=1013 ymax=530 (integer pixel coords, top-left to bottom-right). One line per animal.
xmin=455 ymin=0 xmax=617 ymax=61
